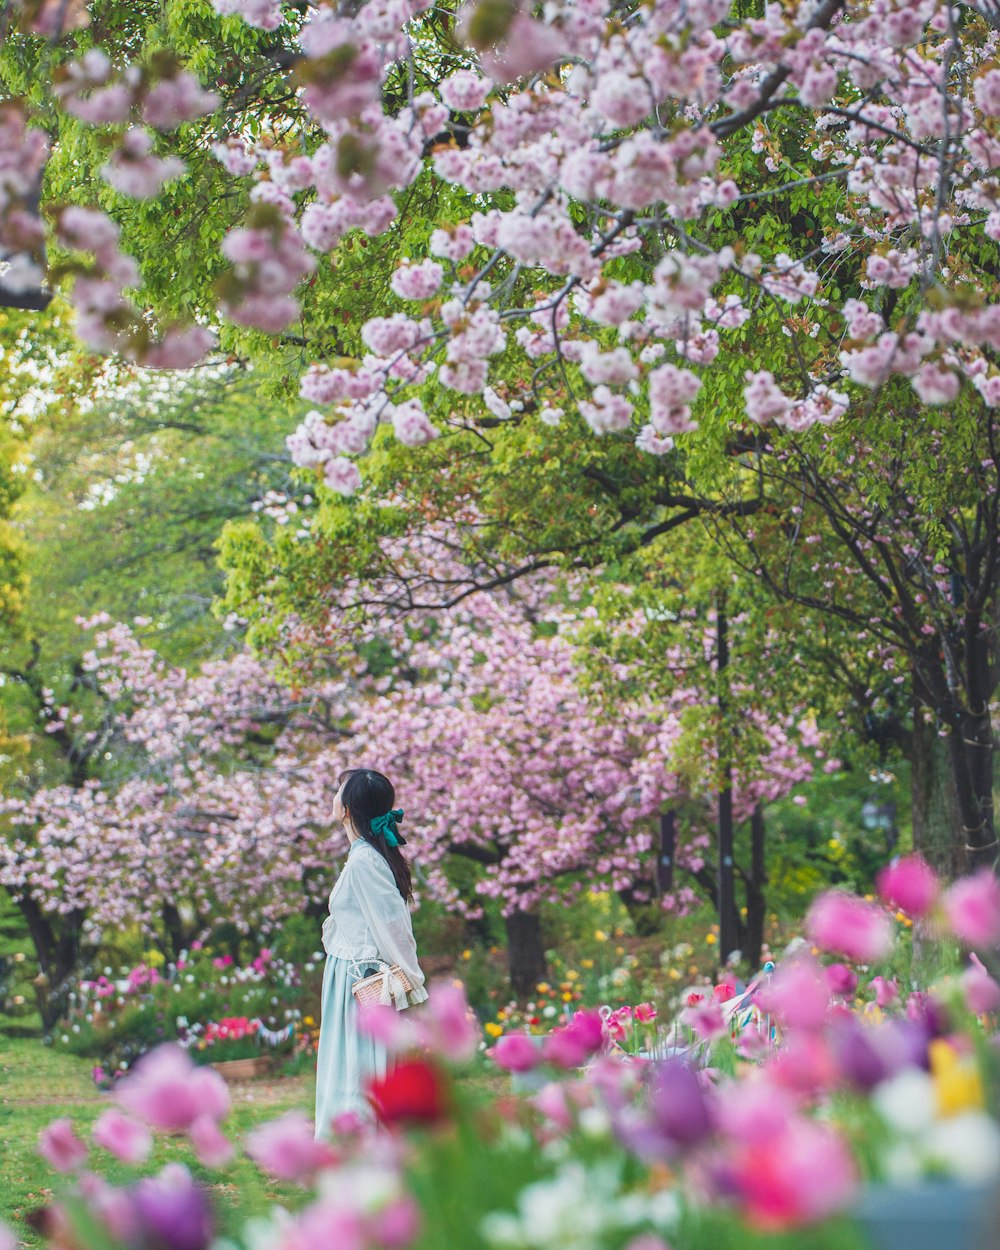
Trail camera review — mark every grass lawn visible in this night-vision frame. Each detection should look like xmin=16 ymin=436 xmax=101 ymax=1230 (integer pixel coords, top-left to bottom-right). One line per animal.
xmin=0 ymin=1036 xmax=315 ymax=1246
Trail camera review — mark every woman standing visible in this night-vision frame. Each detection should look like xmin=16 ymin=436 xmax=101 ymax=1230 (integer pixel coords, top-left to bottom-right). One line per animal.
xmin=314 ymin=768 xmax=427 ymax=1138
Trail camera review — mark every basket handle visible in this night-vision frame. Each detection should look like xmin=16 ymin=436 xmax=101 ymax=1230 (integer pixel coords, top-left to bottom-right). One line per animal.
xmin=350 ymin=958 xmax=390 ymax=982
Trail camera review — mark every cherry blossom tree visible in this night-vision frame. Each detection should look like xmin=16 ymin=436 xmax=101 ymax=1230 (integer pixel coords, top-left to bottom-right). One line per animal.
xmin=0 ymin=582 xmax=816 ymax=1013
xmin=0 ymin=617 xmax=343 ymax=1026
xmin=7 ymin=1 xmax=1000 ymax=874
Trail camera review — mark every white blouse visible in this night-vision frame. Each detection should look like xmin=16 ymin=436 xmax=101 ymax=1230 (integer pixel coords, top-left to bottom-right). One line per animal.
xmin=321 ymin=838 xmax=428 ymax=1005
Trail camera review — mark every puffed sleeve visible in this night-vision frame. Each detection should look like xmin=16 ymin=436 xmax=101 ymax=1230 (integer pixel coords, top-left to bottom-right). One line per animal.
xmin=352 ymin=848 xmax=428 ymax=1005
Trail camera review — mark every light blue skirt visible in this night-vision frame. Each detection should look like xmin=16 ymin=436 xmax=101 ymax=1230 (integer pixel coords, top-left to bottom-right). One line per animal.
xmin=314 ymin=955 xmax=389 ymax=1138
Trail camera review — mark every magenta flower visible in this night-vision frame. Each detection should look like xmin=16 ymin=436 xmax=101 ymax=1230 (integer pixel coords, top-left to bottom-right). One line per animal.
xmin=489 ymin=1032 xmax=541 ymax=1072
xmin=824 ymin=964 xmax=858 ymax=997
xmin=117 ymin=1044 xmax=230 ymax=1131
xmin=943 ymin=869 xmax=1000 ymax=948
xmin=722 ymin=1117 xmax=856 ymax=1229
xmin=245 ymin=1110 xmax=338 ymax=1183
xmin=877 ymin=854 xmax=939 ymax=917
xmin=806 ymin=890 xmax=892 ymax=964
xmin=633 ymin=1002 xmax=657 ymax=1023
xmin=92 ymin=1109 xmax=152 ymax=1164
xmin=543 ymin=1011 xmax=606 ymax=1068
xmin=38 ymin=1117 xmax=87 ymax=1172
xmin=758 ymin=958 xmax=829 ymax=1031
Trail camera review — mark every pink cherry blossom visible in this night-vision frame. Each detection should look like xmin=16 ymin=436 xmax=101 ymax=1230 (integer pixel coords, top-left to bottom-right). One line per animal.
xmin=440 ymin=71 xmax=491 ymax=113
xmin=390 ymin=259 xmax=444 ymax=301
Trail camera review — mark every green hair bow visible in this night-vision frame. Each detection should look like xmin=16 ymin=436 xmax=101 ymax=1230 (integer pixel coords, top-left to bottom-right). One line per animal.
xmin=370 ymin=808 xmax=405 ymax=847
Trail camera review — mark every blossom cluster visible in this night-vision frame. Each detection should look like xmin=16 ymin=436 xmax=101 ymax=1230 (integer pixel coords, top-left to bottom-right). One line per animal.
xmin=7 ymin=2 xmax=1000 ymax=479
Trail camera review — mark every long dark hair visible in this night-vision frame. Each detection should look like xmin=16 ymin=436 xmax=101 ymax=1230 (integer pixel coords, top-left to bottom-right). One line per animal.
xmin=339 ymin=768 xmax=413 ymax=902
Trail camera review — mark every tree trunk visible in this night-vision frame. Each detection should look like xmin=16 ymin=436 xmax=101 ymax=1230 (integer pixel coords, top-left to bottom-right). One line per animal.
xmin=505 ymin=909 xmax=547 ymax=997
xmin=14 ymin=891 xmax=81 ymax=1031
xmin=910 ymin=702 xmax=964 ymax=878
xmin=716 ymin=603 xmax=740 ymax=963
xmin=162 ymin=902 xmax=187 ymax=961
xmin=744 ymin=806 xmax=768 ymax=969
xmin=914 ymin=642 xmax=997 ymax=874
xmin=655 ymin=809 xmax=676 ymax=895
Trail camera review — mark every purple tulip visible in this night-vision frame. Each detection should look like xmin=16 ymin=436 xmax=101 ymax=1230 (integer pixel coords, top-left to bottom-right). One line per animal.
xmin=650 ymin=1059 xmax=713 ymax=1146
xmin=131 ymin=1165 xmax=213 ymax=1250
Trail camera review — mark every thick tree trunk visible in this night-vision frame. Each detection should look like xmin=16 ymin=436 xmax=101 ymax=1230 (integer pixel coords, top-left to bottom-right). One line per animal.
xmin=505 ymin=909 xmax=547 ymax=997
xmin=910 ymin=703 xmax=964 ymax=878
xmin=14 ymin=891 xmax=82 ymax=1031
xmin=914 ymin=641 xmax=997 ymax=874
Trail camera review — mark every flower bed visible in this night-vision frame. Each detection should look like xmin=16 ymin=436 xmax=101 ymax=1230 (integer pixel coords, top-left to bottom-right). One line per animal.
xmin=18 ymin=859 xmax=1000 ymax=1250
xmin=51 ymin=945 xmax=316 ymax=1084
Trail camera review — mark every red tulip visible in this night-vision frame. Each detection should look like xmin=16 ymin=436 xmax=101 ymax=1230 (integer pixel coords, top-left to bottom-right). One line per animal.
xmin=368 ymin=1059 xmax=449 ymax=1127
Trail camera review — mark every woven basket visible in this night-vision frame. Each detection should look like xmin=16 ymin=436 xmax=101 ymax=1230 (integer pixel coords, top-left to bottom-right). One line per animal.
xmin=351 ymin=961 xmax=413 ymax=1009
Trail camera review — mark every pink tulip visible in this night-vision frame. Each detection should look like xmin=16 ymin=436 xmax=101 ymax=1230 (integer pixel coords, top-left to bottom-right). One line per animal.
xmin=369 ymin=1196 xmax=421 ymax=1249
xmin=530 ymin=1082 xmax=575 ymax=1130
xmin=870 ymin=976 xmax=899 ymax=1009
xmin=245 ymin=1110 xmax=338 ymax=1183
xmin=633 ymin=1002 xmax=657 ymax=1023
xmin=413 ymin=979 xmax=480 ymax=1062
xmin=757 ymin=958 xmax=829 ymax=1031
xmin=357 ymin=1001 xmax=415 ymax=1050
xmin=806 ymin=890 xmax=892 ymax=964
xmin=770 ymin=1033 xmax=838 ymax=1096
xmin=117 ymin=1044 xmax=230 ymax=1131
xmin=92 ymin=1109 xmax=152 ymax=1164
xmin=877 ymin=854 xmax=939 ymax=917
xmin=77 ymin=1173 xmax=139 ymax=1243
xmin=680 ymin=999 xmax=727 ymax=1042
xmin=714 ymin=1079 xmax=801 ymax=1147
xmin=962 ymin=953 xmax=1000 ymax=1014
xmin=38 ymin=1117 xmax=87 ymax=1172
xmin=943 ymin=869 xmax=1000 ymax=948
xmin=188 ymin=1114 xmax=233 ymax=1168
xmin=489 ymin=1032 xmax=541 ymax=1072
